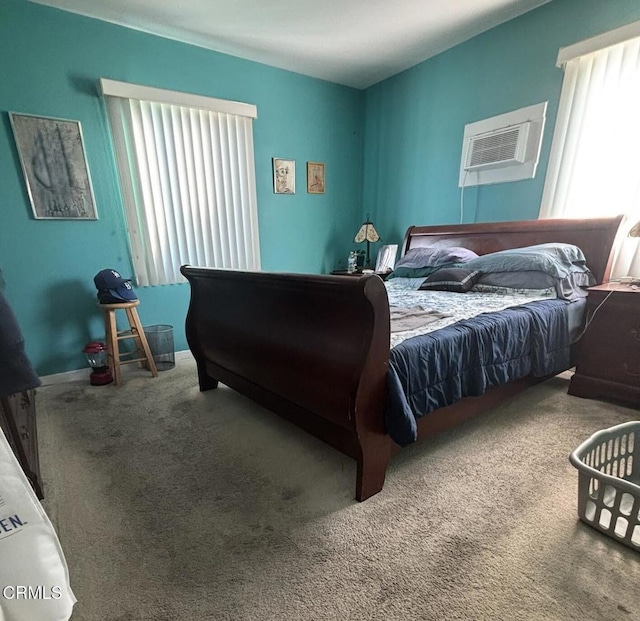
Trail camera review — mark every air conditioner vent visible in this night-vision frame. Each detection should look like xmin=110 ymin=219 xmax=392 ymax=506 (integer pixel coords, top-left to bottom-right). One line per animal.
xmin=458 ymin=102 xmax=547 ymax=187
xmin=466 ymin=124 xmax=528 ymax=170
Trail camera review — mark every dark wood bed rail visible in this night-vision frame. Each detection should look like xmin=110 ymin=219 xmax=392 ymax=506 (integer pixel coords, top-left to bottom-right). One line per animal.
xmin=181 ymin=215 xmax=624 ymax=501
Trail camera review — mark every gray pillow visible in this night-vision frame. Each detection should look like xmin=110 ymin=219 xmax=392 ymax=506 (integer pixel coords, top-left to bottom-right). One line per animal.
xmin=476 ymin=271 xmax=556 ymax=290
xmin=464 ymin=243 xmax=589 ymax=280
xmin=557 ymin=271 xmax=595 ymax=300
xmin=388 ymin=265 xmax=448 ymax=279
xmin=395 ymin=246 xmax=479 ymax=269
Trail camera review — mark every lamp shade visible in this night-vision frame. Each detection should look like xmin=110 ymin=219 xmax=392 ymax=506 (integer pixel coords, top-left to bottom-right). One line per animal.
xmin=354 ymin=214 xmax=380 ymax=268
xmin=354 ymin=214 xmax=380 ymax=244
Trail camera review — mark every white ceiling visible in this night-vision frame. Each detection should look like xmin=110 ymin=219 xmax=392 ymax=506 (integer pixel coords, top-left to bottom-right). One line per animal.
xmin=30 ymin=0 xmax=552 ymax=89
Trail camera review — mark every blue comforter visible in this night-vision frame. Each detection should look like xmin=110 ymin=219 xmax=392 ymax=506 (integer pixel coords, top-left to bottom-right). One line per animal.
xmin=385 ymin=299 xmax=572 ymax=446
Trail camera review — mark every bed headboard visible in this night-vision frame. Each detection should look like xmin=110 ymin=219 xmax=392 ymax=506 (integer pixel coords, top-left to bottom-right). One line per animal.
xmin=401 ymin=216 xmax=624 ymax=284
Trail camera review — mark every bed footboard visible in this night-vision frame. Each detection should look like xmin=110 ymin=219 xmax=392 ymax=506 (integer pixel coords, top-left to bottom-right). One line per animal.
xmin=180 ymin=267 xmax=392 ymax=500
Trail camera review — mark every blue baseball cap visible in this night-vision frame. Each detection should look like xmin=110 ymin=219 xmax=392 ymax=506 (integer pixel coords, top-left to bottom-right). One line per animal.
xmin=93 ymin=269 xmax=138 ymax=302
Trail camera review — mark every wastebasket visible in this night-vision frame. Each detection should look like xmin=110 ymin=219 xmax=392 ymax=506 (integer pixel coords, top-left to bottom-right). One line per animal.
xmin=144 ymin=325 xmax=175 ymax=371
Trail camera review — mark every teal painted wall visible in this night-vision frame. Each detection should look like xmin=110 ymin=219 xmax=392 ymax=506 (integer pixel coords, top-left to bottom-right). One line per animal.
xmin=4 ymin=0 xmax=640 ymax=376
xmin=0 ymin=0 xmax=364 ymax=375
xmin=362 ymin=0 xmax=640 ymax=246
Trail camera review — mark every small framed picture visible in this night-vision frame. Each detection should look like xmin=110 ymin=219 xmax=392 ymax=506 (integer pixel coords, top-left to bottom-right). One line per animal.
xmin=375 ymin=244 xmax=398 ymax=273
xmin=273 ymin=158 xmax=295 ymax=194
xmin=307 ymin=162 xmax=325 ymax=194
xmin=9 ymin=112 xmax=98 ymax=219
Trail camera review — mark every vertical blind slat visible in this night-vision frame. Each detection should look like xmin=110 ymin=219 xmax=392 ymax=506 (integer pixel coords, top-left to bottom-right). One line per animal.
xmin=171 ymin=107 xmax=196 ymax=265
xmin=150 ymin=102 xmax=178 ymax=283
xmin=208 ymin=117 xmax=225 ymax=266
xmin=160 ymin=106 xmax=188 ymax=267
xmin=132 ymin=101 xmax=161 ymax=285
xmin=197 ymin=111 xmax=214 ymax=267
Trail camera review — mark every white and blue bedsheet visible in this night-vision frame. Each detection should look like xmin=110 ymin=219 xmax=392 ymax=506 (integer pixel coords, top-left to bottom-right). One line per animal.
xmin=386 ymin=279 xmax=558 ymax=348
xmin=385 ymin=280 xmax=584 ymax=446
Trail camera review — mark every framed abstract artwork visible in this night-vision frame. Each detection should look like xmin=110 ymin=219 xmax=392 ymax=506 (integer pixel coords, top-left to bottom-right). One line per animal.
xmin=307 ymin=162 xmax=325 ymax=194
xmin=9 ymin=112 xmax=98 ymax=219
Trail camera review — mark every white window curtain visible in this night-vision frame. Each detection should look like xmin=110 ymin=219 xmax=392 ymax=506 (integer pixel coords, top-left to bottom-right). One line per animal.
xmin=100 ymin=79 xmax=260 ymax=286
xmin=539 ymin=27 xmax=640 ymax=278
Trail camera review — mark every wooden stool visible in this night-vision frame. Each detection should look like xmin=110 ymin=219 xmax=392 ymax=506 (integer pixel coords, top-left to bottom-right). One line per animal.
xmin=100 ymin=301 xmax=158 ymax=386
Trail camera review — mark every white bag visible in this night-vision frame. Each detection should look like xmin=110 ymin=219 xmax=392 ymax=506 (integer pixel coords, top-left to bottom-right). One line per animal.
xmin=0 ymin=432 xmax=75 ymax=621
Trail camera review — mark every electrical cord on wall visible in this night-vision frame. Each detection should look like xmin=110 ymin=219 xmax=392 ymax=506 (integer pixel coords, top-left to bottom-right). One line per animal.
xmin=460 ymin=170 xmax=469 ymax=224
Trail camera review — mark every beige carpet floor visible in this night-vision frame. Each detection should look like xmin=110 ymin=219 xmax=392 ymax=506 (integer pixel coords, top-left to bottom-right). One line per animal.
xmin=37 ymin=357 xmax=640 ymax=621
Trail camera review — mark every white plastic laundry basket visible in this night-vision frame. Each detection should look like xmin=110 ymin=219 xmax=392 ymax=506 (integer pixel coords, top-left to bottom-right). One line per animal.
xmin=570 ymin=421 xmax=640 ymax=551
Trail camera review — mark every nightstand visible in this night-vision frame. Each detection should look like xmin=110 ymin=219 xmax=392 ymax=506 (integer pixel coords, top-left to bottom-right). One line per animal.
xmin=568 ymin=282 xmax=640 ymax=407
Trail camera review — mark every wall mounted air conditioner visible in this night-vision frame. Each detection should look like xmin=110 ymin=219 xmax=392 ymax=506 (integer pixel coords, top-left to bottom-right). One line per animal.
xmin=459 ymin=102 xmax=547 ymax=187
xmin=465 ymin=123 xmax=529 ymax=171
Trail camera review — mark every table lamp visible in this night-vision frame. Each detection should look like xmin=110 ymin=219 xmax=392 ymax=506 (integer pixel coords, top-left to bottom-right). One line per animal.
xmin=354 ymin=213 xmax=380 ymax=268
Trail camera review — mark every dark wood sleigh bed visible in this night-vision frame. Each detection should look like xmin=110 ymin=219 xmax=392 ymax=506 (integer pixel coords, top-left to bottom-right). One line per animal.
xmin=180 ymin=216 xmax=623 ymax=501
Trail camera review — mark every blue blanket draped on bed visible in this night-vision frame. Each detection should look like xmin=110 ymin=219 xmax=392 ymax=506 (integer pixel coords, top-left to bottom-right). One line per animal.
xmin=385 ymin=299 xmax=572 ymax=446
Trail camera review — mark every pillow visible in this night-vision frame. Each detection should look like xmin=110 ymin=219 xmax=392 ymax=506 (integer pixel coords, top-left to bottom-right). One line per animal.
xmin=394 ymin=246 xmax=479 ymax=269
xmin=389 ymin=265 xmax=444 ymax=279
xmin=476 ymin=270 xmax=557 ymax=290
xmin=474 ymin=270 xmax=595 ymax=300
xmin=557 ymin=271 xmax=595 ymax=300
xmin=463 ymin=243 xmax=590 ymax=280
xmin=388 ymin=246 xmax=479 ymax=279
xmin=419 ymin=268 xmax=481 ymax=293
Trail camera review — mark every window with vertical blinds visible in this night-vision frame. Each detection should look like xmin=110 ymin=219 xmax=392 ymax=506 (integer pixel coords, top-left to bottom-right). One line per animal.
xmin=100 ymin=79 xmax=261 ymax=286
xmin=539 ymin=23 xmax=640 ymax=278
